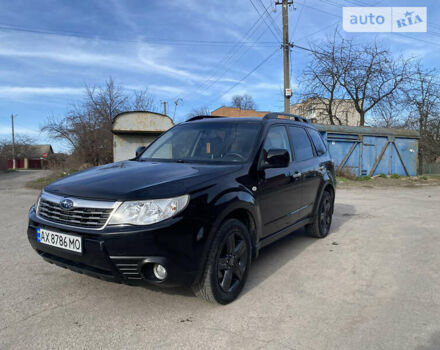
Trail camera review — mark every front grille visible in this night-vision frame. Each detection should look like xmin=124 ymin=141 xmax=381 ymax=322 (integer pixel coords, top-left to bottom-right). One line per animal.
xmin=38 ymin=198 xmax=113 ymax=229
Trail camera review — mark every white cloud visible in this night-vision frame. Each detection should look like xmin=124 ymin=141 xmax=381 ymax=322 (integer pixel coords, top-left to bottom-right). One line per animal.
xmin=167 ymin=0 xmax=255 ymax=28
xmin=220 ymin=81 xmax=287 ymax=103
xmin=0 ymin=32 xmax=208 ymax=83
xmin=137 ymin=45 xmax=205 ymax=81
xmin=0 ymin=86 xmax=83 ymax=97
xmin=0 ymin=124 xmax=40 ymax=136
xmin=254 ymin=82 xmax=283 ymax=90
xmin=125 ymin=84 xmax=186 ymax=96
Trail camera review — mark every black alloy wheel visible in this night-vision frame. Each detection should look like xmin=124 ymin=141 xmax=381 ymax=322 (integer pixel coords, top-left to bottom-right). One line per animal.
xmin=319 ymin=192 xmax=332 ymax=236
xmin=216 ymin=231 xmax=248 ymax=293
xmin=193 ymin=218 xmax=251 ymax=304
xmin=306 ymin=190 xmax=333 ymax=238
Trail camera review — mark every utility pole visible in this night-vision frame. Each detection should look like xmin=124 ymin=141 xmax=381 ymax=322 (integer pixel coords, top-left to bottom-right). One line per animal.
xmin=276 ymin=0 xmax=293 ymax=113
xmin=173 ymin=98 xmax=183 ymax=120
xmin=11 ymin=114 xmax=16 ymax=170
xmin=161 ymin=101 xmax=167 ymax=116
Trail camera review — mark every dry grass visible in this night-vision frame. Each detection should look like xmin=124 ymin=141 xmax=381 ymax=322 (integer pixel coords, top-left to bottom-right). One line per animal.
xmin=336 ymin=167 xmax=357 ymax=180
xmin=26 ymin=169 xmax=80 ymax=190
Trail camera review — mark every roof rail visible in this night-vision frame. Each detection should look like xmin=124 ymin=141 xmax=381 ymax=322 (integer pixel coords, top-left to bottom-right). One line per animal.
xmin=263 ymin=112 xmax=310 ymax=124
xmin=185 ymin=115 xmax=225 ymax=122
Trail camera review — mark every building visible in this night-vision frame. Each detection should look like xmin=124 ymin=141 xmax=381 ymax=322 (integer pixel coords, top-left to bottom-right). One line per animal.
xmin=112 ymin=111 xmax=174 ymax=162
xmin=291 ymin=98 xmax=361 ymax=126
xmin=6 ymin=144 xmax=54 ymax=169
xmin=211 ymin=106 xmax=269 ymax=118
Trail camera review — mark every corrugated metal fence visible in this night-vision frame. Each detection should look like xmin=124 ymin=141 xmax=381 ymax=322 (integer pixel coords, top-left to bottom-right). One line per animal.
xmin=316 ymin=124 xmax=420 ymax=177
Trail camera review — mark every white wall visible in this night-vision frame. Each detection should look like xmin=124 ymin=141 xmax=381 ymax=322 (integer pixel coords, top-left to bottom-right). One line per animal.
xmin=112 ymin=112 xmax=174 ymax=162
xmin=113 ymin=134 xmax=160 ymax=162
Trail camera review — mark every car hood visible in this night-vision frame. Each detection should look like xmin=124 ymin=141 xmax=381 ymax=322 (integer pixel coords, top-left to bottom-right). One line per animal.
xmin=45 ymin=160 xmax=242 ymax=201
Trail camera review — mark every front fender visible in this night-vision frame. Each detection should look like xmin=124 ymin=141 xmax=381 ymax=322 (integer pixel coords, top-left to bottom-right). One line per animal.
xmin=210 ymin=189 xmax=262 ymax=242
xmin=193 ymin=187 xmax=262 ymax=284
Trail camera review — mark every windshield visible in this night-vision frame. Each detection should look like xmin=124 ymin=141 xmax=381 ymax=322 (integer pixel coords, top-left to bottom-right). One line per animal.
xmin=139 ymin=122 xmax=261 ymax=163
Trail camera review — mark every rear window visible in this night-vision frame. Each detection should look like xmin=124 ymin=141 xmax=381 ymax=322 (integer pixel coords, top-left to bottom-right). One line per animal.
xmin=308 ymin=129 xmax=327 ymax=156
xmin=288 ymin=126 xmax=314 ymax=161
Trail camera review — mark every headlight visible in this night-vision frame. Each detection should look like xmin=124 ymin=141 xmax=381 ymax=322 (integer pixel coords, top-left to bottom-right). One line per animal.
xmin=108 ymin=195 xmax=189 ymax=226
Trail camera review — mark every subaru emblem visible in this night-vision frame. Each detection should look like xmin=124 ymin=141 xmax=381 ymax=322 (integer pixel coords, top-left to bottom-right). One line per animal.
xmin=60 ymin=199 xmax=74 ymax=210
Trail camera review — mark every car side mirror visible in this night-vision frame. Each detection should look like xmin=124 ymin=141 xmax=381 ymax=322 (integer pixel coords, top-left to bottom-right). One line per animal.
xmin=135 ymin=146 xmax=147 ymax=158
xmin=263 ymin=148 xmax=290 ymax=169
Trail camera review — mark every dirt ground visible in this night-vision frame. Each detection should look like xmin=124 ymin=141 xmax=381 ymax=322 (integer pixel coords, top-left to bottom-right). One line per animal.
xmin=1 ymin=170 xmax=440 ymax=350
xmin=337 ymin=175 xmax=440 ymax=188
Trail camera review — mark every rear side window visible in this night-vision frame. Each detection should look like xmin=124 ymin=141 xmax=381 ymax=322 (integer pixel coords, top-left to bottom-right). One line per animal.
xmin=308 ymin=129 xmax=327 ymax=156
xmin=288 ymin=126 xmax=314 ymax=161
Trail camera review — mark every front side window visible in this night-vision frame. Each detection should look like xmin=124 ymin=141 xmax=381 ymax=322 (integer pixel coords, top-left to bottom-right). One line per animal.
xmin=262 ymin=126 xmax=292 ymax=161
xmin=139 ymin=122 xmax=261 ymax=163
xmin=288 ymin=126 xmax=314 ymax=162
xmin=308 ymin=129 xmax=327 ymax=156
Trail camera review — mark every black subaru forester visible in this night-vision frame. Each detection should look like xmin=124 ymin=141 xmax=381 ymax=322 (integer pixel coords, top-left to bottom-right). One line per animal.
xmin=28 ymin=113 xmax=335 ymax=304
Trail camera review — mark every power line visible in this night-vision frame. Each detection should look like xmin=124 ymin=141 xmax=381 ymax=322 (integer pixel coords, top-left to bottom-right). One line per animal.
xmin=294 ymin=19 xmax=339 ymax=45
xmin=202 ymin=11 xmax=282 ymax=93
xmin=256 ymin=0 xmax=283 ymax=38
xmin=249 ymin=0 xmax=282 ymax=42
xmin=206 ymin=47 xmax=280 ymax=107
xmin=296 ymin=1 xmax=440 ymax=50
xmin=205 ymin=19 xmax=340 ymax=109
xmin=194 ymin=12 xmax=270 ymax=86
xmin=182 ymin=8 xmax=278 ymax=101
xmin=202 ymin=12 xmax=341 ymax=109
xmin=0 ymin=23 xmax=279 ymax=47
xmin=292 ymin=0 xmax=306 ymax=40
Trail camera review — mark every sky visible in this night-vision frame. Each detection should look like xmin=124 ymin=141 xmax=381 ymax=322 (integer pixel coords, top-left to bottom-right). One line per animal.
xmin=0 ymin=0 xmax=439 ymax=152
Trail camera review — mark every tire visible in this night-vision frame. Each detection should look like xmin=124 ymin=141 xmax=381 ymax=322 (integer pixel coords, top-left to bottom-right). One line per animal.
xmin=306 ymin=190 xmax=333 ymax=238
xmin=193 ymin=218 xmax=252 ymax=304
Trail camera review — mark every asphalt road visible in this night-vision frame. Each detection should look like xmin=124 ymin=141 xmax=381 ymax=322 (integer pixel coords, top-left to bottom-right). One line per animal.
xmin=1 ymin=171 xmax=440 ymax=350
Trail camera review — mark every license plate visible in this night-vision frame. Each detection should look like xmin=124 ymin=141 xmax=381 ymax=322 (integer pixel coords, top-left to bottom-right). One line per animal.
xmin=36 ymin=228 xmax=82 ymax=253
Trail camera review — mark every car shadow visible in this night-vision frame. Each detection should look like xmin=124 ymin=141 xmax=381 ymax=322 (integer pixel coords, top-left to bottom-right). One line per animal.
xmin=138 ymin=201 xmax=356 ymax=299
xmin=242 ymin=201 xmax=356 ymax=295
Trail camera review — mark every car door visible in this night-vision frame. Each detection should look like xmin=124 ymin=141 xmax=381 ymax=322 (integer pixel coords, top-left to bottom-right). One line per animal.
xmin=257 ymin=125 xmax=301 ymax=237
xmin=287 ymin=126 xmax=321 ymax=221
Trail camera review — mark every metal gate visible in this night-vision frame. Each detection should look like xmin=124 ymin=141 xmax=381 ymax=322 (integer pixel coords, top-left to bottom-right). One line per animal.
xmin=315 ymin=125 xmax=419 ymax=176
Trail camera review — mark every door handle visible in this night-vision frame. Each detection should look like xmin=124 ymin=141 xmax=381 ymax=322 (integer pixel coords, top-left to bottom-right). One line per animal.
xmin=292 ymin=171 xmax=302 ymax=179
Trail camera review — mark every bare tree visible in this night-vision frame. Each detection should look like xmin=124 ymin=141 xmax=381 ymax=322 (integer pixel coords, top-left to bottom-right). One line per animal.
xmin=133 ymin=89 xmax=156 ymax=111
xmin=369 ymin=96 xmax=406 ymax=128
xmin=186 ymin=106 xmax=211 ymax=119
xmin=338 ymin=40 xmax=411 ymax=126
xmin=230 ymin=94 xmax=256 ymax=110
xmin=403 ymin=64 xmax=440 ymax=174
xmin=42 ymin=78 xmax=156 ymax=166
xmin=300 ymin=34 xmax=411 ymax=126
xmin=0 ymin=135 xmax=35 ymax=159
xmin=299 ymin=31 xmax=348 ymax=125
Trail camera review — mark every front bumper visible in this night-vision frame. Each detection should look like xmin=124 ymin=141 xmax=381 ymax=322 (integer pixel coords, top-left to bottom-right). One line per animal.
xmin=27 ymin=207 xmax=207 ymax=287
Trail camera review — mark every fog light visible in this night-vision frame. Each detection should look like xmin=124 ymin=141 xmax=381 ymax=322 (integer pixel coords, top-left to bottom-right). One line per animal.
xmin=153 ymin=264 xmax=167 ymax=280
